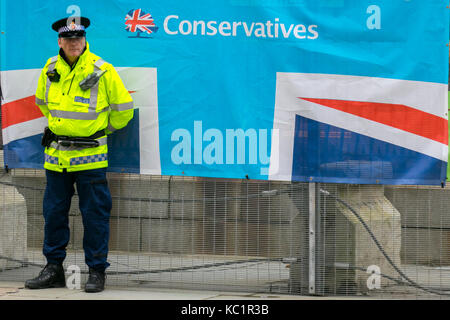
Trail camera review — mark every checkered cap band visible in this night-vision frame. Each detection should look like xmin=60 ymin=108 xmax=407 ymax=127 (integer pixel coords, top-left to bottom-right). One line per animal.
xmin=58 ymin=24 xmax=86 ymax=34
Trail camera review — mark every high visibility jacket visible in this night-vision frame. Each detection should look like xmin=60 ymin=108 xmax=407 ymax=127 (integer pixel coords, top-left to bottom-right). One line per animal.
xmin=35 ymin=42 xmax=134 ymax=172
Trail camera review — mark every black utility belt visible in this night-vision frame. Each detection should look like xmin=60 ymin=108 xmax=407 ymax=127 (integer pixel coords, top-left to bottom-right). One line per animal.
xmin=41 ymin=127 xmax=105 ymax=148
xmin=57 ymin=137 xmax=100 ymax=148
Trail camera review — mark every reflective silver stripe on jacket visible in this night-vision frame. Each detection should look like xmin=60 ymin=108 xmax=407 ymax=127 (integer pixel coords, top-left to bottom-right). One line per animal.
xmin=70 ymin=153 xmax=108 ymax=166
xmin=107 ymin=123 xmax=117 ymax=133
xmin=88 ymin=82 xmax=99 ymax=113
xmin=44 ymin=56 xmax=58 ymax=104
xmin=35 ymin=97 xmax=46 ymax=105
xmin=49 ymin=137 xmax=107 ymax=151
xmin=49 ymin=108 xmax=108 ymax=120
xmin=87 ymin=59 xmax=107 ymax=113
xmin=94 ymin=59 xmax=106 ymax=70
xmin=110 ymin=101 xmax=134 ymax=111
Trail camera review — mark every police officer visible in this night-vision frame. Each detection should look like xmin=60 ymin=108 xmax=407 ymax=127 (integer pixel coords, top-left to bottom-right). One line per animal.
xmin=25 ymin=16 xmax=134 ymax=292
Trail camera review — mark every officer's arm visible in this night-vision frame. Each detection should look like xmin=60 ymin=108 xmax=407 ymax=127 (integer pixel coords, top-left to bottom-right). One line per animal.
xmin=35 ymin=60 xmax=51 ymax=118
xmin=104 ymin=65 xmax=134 ymax=134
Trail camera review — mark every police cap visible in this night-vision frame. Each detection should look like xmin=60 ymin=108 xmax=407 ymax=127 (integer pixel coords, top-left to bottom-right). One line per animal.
xmin=52 ymin=17 xmax=90 ymax=38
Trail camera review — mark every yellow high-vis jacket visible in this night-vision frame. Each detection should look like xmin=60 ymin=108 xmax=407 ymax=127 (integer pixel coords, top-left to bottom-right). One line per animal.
xmin=35 ymin=42 xmax=134 ymax=172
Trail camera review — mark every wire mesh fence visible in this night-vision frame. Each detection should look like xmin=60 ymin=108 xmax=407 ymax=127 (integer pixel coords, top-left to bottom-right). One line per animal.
xmin=1 ymin=150 xmax=450 ymax=299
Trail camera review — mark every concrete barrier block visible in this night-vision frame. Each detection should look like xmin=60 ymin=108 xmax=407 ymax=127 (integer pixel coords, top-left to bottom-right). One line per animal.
xmin=12 ymin=174 xmax=81 ymax=217
xmin=108 ymin=173 xmax=169 ymax=219
xmin=26 ymin=213 xmax=44 ymax=248
xmin=27 ymin=213 xmax=84 ymax=251
xmin=221 ymin=221 xmax=302 ymax=258
xmin=109 ymin=216 xmax=142 ymax=252
xmin=335 ymin=185 xmax=402 ymax=293
xmin=401 ymin=228 xmax=450 ymax=266
xmin=140 ymin=218 xmax=204 ymax=254
xmin=385 ymin=186 xmax=450 ymax=229
xmin=237 ymin=181 xmax=305 ymax=223
xmin=68 ymin=215 xmax=84 ymax=250
xmin=0 ymin=184 xmax=28 ymax=270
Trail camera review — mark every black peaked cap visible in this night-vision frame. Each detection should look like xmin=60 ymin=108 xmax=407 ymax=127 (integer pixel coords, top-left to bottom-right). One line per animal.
xmin=51 ymin=17 xmax=90 ymax=38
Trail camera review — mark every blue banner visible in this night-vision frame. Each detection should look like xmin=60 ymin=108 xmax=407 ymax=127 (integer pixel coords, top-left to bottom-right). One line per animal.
xmin=1 ymin=0 xmax=449 ymax=185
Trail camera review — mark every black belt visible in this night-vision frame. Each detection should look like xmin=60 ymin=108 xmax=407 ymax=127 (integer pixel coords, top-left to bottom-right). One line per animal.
xmin=84 ymin=129 xmax=106 ymax=140
xmin=42 ymin=127 xmax=106 ymax=148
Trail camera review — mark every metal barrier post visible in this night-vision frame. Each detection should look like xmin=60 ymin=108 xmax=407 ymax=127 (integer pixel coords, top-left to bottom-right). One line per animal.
xmin=309 ymin=182 xmax=316 ymax=295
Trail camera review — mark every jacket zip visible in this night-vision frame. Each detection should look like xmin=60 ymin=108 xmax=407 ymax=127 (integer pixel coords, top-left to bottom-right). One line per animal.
xmin=65 ymin=58 xmax=78 ymax=95
xmin=67 ymin=72 xmax=76 ymax=95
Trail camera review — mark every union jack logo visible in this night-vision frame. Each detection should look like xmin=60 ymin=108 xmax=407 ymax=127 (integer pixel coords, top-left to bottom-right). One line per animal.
xmin=125 ymin=9 xmax=159 ymax=35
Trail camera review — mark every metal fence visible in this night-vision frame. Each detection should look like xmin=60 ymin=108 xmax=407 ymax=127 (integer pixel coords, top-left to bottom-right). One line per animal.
xmin=1 ymin=152 xmax=450 ymax=299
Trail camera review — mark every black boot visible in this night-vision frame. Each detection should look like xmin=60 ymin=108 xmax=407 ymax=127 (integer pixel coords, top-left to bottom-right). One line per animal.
xmin=85 ymin=268 xmax=106 ymax=293
xmin=24 ymin=263 xmax=66 ymax=289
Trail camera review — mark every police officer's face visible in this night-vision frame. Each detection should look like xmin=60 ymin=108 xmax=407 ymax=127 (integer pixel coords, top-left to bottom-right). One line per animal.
xmin=58 ymin=37 xmax=86 ymax=59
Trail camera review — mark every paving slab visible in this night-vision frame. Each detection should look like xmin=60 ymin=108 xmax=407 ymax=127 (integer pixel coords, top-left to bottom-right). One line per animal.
xmin=0 ymin=281 xmax=377 ymax=300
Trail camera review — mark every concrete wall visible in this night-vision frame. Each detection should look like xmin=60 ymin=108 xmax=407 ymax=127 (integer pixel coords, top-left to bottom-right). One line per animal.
xmin=14 ymin=170 xmax=302 ymax=259
xmin=0 ymin=153 xmax=27 ymax=270
xmin=385 ymin=186 xmax=450 ymax=266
